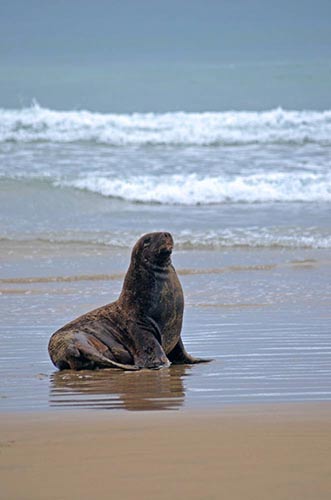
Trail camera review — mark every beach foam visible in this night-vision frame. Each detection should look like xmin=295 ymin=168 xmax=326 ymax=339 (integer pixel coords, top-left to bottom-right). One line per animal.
xmin=1 ymin=226 xmax=331 ymax=249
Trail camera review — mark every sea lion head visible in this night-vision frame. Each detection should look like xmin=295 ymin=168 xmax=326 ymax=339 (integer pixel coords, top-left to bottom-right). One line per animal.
xmin=132 ymin=232 xmax=174 ymax=267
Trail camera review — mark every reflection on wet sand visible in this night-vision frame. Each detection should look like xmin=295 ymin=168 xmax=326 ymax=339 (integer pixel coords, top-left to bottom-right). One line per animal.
xmin=50 ymin=365 xmax=191 ymax=411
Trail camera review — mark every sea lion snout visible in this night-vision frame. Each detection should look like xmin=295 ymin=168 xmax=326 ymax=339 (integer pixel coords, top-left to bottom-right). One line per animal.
xmin=156 ymin=241 xmax=173 ymax=264
xmin=158 ymin=232 xmax=174 ymax=255
xmin=134 ymin=232 xmax=174 ymax=262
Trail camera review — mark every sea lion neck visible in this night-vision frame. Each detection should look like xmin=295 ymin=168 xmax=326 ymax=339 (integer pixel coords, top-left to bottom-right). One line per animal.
xmin=118 ymin=254 xmax=171 ymax=309
xmin=118 ymin=231 xmax=174 ymax=310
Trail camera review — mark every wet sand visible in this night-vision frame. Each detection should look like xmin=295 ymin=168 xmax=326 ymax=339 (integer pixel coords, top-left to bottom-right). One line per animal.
xmin=1 ymin=403 xmax=331 ymax=500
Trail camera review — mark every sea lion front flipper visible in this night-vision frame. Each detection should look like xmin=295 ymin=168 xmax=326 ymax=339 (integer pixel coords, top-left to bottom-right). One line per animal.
xmin=131 ymin=322 xmax=170 ymax=369
xmin=168 ymin=338 xmax=213 ymax=365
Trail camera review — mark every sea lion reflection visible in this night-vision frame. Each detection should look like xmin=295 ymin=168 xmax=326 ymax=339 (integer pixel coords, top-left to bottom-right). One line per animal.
xmin=49 ymin=365 xmax=190 ymax=411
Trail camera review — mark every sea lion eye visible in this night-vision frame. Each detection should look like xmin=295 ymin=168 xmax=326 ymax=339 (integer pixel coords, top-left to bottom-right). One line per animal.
xmin=143 ymin=237 xmax=151 ymax=247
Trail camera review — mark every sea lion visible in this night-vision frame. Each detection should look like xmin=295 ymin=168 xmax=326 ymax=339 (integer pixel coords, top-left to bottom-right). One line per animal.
xmin=48 ymin=231 xmax=210 ymax=371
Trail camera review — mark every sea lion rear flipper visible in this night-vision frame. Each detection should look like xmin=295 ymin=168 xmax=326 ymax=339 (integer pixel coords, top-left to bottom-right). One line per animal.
xmin=73 ymin=332 xmax=139 ymax=371
xmin=168 ymin=338 xmax=212 ymax=365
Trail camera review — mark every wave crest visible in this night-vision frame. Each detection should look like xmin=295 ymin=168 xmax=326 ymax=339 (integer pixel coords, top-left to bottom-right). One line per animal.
xmin=1 ymin=104 xmax=331 ymax=145
xmin=62 ymin=172 xmax=331 ymax=204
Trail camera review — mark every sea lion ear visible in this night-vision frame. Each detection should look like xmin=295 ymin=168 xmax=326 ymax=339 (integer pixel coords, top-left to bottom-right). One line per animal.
xmin=131 ymin=240 xmax=141 ymax=260
xmin=131 ymin=236 xmax=148 ymax=262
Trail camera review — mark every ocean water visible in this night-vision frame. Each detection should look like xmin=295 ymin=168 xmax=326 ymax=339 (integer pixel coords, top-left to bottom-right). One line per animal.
xmin=1 ymin=101 xmax=331 ymax=411
xmin=0 ymin=103 xmax=331 ymax=251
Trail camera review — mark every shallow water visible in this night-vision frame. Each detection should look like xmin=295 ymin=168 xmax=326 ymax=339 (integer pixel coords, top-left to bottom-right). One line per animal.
xmin=1 ymin=246 xmax=330 ymax=412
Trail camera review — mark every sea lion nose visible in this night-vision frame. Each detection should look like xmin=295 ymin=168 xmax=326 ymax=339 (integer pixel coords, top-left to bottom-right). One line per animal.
xmin=163 ymin=232 xmax=171 ymax=239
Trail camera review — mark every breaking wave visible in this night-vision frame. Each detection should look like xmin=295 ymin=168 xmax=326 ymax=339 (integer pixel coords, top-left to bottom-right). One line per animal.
xmin=1 ymin=103 xmax=331 ymax=145
xmin=62 ymin=171 xmax=331 ymax=204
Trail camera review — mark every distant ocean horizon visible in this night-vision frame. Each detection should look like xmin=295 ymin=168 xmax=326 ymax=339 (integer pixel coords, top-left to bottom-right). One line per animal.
xmin=2 ymin=58 xmax=331 ymax=112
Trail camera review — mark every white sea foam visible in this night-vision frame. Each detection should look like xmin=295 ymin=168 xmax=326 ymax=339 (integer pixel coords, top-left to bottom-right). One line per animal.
xmin=2 ymin=227 xmax=331 ymax=249
xmin=1 ymin=103 xmax=331 ymax=145
xmin=174 ymin=228 xmax=331 ymax=250
xmin=62 ymin=171 xmax=331 ymax=204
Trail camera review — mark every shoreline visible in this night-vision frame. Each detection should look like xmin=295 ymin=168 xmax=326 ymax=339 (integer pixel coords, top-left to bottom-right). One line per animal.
xmin=1 ymin=402 xmax=331 ymax=500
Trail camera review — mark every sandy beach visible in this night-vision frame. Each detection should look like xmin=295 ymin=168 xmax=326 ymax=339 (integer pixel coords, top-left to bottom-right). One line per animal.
xmin=1 ymin=403 xmax=331 ymax=500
